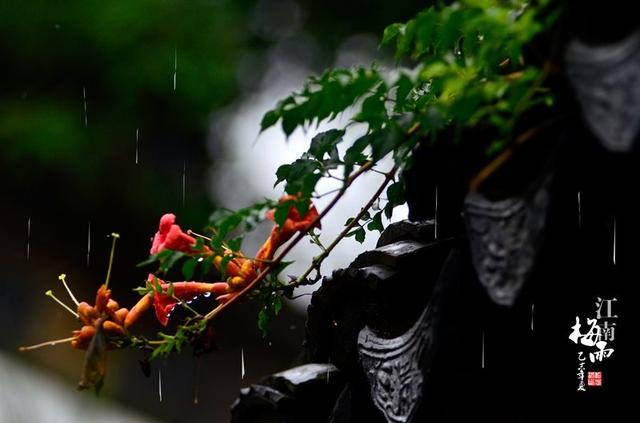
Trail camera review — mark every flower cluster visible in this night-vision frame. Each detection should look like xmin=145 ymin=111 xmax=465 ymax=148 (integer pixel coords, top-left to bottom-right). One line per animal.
xmin=20 ymin=196 xmax=321 ymax=392
xmin=129 ymin=195 xmax=320 ymax=322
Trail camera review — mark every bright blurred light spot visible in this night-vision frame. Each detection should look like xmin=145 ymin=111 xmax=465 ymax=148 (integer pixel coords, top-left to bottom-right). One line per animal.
xmin=207 ymin=42 xmax=408 ymax=312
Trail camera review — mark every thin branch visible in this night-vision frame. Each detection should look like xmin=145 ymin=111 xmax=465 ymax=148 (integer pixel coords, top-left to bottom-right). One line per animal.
xmin=203 ymin=122 xmax=421 ymax=322
xmin=19 ymin=336 xmax=75 ymax=351
xmin=314 ymin=187 xmax=342 ymax=199
xmin=469 ymin=114 xmax=566 ymax=192
xmin=292 ymin=165 xmax=397 ymax=287
xmin=203 ymin=161 xmax=374 ymax=321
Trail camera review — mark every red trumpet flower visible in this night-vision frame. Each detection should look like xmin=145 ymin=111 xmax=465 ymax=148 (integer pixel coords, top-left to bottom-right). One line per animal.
xmin=150 ymin=213 xmax=200 ymax=255
xmin=126 ymin=274 xmax=228 ymax=327
xmin=256 ymin=195 xmax=321 ymax=264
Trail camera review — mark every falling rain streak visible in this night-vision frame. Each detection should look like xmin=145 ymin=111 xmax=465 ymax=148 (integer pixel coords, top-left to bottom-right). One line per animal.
xmin=182 ymin=160 xmax=186 ymax=207
xmin=158 ymin=369 xmax=163 ymax=402
xmin=481 ymin=331 xmax=485 ymax=369
xmin=434 ymin=184 xmax=439 ymax=239
xmin=135 ymin=128 xmax=140 ymax=164
xmin=82 ymin=86 xmax=88 ymax=127
xmin=241 ymin=348 xmax=245 ymax=380
xmin=86 ymin=221 xmax=91 ymax=266
xmin=26 ymin=217 xmax=31 ymax=260
xmin=613 ymin=217 xmax=617 ymax=265
xmin=173 ymin=48 xmax=178 ymax=91
xmin=193 ymin=359 xmax=201 ymax=405
xmin=577 ymin=191 xmax=581 ymax=229
xmin=531 ymin=303 xmax=534 ymax=332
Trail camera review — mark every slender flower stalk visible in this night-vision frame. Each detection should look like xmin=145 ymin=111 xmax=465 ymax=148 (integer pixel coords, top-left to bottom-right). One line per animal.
xmin=105 ymin=233 xmax=120 ymax=289
xmin=58 ymin=273 xmax=79 ymax=306
xmin=45 ymin=290 xmax=79 ymax=318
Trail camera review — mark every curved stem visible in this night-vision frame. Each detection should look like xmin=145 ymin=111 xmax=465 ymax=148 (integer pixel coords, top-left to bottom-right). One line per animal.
xmin=292 ymin=165 xmax=397 ymax=287
xmin=203 ymin=122 xmax=421 ymax=321
xmin=203 ymin=161 xmax=374 ymax=321
xmin=105 ymin=233 xmax=120 ymax=289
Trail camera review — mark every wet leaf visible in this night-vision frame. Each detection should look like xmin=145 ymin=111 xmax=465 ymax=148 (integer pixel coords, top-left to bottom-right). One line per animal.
xmin=182 ymin=259 xmax=197 ymax=280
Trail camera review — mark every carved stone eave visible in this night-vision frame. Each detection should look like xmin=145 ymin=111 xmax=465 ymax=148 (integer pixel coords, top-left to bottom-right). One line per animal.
xmin=463 ymin=176 xmax=551 ymax=306
xmin=357 ymin=302 xmax=431 ymax=423
xmin=565 ymin=30 xmax=640 ymax=152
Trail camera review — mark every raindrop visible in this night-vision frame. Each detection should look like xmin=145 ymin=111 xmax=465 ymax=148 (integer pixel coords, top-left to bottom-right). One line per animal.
xmin=193 ymin=358 xmax=201 ymax=405
xmin=173 ymin=47 xmax=178 ymax=91
xmin=326 ymin=357 xmax=331 ymax=385
xmin=135 ymin=128 xmax=140 ymax=164
xmin=481 ymin=331 xmax=485 ymax=369
xmin=531 ymin=303 xmax=534 ymax=332
xmin=158 ymin=369 xmax=163 ymax=402
xmin=182 ymin=160 xmax=186 ymax=207
xmin=434 ymin=184 xmax=439 ymax=239
xmin=203 ymin=292 xmax=211 ymax=298
xmin=613 ymin=217 xmax=617 ymax=265
xmin=241 ymin=348 xmax=245 ymax=380
xmin=197 ymin=257 xmax=204 ymax=262
xmin=86 ymin=221 xmax=91 ymax=267
xmin=26 ymin=217 xmax=31 ymax=261
xmin=577 ymin=191 xmax=581 ymax=229
xmin=82 ymin=86 xmax=88 ymax=128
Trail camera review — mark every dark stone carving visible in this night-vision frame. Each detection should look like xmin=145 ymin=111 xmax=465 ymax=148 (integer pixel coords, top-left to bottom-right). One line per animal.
xmin=357 ymin=302 xmax=431 ymax=423
xmin=565 ymin=30 xmax=640 ymax=152
xmin=375 ymin=220 xmax=435 ymax=248
xmin=230 ymin=364 xmax=344 ymax=423
xmin=463 ymin=177 xmax=551 ymax=306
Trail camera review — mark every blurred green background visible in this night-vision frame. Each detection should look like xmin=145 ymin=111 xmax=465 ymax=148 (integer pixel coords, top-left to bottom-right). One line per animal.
xmin=0 ymin=1 xmax=423 ymax=421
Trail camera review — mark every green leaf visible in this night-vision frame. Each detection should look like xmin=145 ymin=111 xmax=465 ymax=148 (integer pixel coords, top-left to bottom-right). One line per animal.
xmin=133 ymin=286 xmax=150 ymax=296
xmin=367 ymin=211 xmax=384 ymax=233
xmin=355 ymin=84 xmax=388 ymax=131
xmin=386 ymin=181 xmax=405 ymax=207
xmin=282 ymin=106 xmax=304 ymax=136
xmin=258 ymin=308 xmax=270 ymax=337
xmin=343 ymin=134 xmax=371 ymax=178
xmin=202 ymin=255 xmax=215 ymax=275
xmin=159 ymin=251 xmax=186 ymax=274
xmin=354 ymin=227 xmax=366 ymax=243
xmin=384 ymin=202 xmax=394 ymax=219
xmin=396 ymin=18 xmax=416 ymax=61
xmin=370 ymin=125 xmax=402 ymax=161
xmin=394 ymin=74 xmax=414 ymax=112
xmin=273 ymin=296 xmax=283 ymax=316
xmin=167 ymin=282 xmax=175 ymax=297
xmin=300 ymin=173 xmax=321 ymax=199
xmin=309 ymin=129 xmax=345 ymax=160
xmin=227 ymin=236 xmax=243 ymax=252
xmin=136 ymin=250 xmax=172 ymax=268
xmin=274 ymin=164 xmax=291 ymax=187
xmin=381 ymin=23 xmax=403 ymax=46
xmin=273 ymin=199 xmax=294 ymax=228
xmin=281 ymin=158 xmax=320 ymax=196
xmin=181 ymin=259 xmax=197 ymax=280
xmin=272 ymin=260 xmax=294 ymax=276
xmin=153 ymin=276 xmax=163 ymax=293
xmin=260 ymin=109 xmax=280 ymax=132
